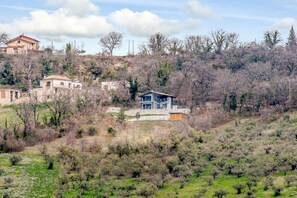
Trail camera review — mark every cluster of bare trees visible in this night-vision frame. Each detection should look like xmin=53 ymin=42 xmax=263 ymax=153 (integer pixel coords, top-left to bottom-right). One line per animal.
xmin=1 ymin=27 xmax=297 ymax=115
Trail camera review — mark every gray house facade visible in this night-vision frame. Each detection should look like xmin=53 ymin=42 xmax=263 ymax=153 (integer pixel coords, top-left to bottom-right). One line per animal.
xmin=139 ymin=90 xmax=176 ymax=109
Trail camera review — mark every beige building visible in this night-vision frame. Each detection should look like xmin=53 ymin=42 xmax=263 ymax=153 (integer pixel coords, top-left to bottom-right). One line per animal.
xmin=101 ymin=81 xmax=129 ymax=91
xmin=0 ymin=34 xmax=40 ymax=54
xmin=0 ymin=88 xmax=21 ymax=106
xmin=34 ymin=75 xmax=82 ymax=100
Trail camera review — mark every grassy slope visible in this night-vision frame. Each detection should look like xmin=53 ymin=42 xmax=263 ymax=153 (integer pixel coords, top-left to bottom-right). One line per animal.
xmin=0 ymin=153 xmax=58 ymax=197
xmin=155 ymin=175 xmax=297 ymax=198
xmin=0 ymin=107 xmax=19 ymax=127
xmin=2 ymin=109 xmax=297 ymax=197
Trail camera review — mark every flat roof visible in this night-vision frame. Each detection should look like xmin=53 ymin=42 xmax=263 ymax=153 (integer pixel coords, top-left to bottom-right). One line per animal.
xmin=43 ymin=75 xmax=71 ymax=81
xmin=139 ymin=90 xmax=176 ymax=98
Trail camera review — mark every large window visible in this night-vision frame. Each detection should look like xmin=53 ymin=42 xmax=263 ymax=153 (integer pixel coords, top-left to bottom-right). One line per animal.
xmin=46 ymin=81 xmax=51 ymax=87
xmin=157 ymin=96 xmax=167 ymax=102
xmin=142 ymin=104 xmax=152 ymax=109
xmin=142 ymin=96 xmax=152 ymax=101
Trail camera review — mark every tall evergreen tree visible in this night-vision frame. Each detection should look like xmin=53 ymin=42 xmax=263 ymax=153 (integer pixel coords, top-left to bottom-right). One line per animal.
xmin=264 ymin=30 xmax=282 ymax=49
xmin=287 ymin=26 xmax=297 ymax=50
xmin=0 ymin=61 xmax=15 ymax=85
xmin=129 ymin=77 xmax=139 ymax=101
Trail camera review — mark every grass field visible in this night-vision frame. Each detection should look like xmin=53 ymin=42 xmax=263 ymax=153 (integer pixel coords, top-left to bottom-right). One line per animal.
xmin=0 ymin=105 xmax=51 ymax=129
xmin=0 ymin=153 xmax=58 ymax=197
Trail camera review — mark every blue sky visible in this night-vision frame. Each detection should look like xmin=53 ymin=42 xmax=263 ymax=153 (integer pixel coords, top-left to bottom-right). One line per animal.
xmin=0 ymin=0 xmax=296 ymax=55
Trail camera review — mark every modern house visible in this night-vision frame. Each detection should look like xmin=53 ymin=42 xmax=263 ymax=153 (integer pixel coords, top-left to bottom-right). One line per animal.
xmin=34 ymin=75 xmax=82 ymax=99
xmin=139 ymin=90 xmax=176 ymax=109
xmin=0 ymin=34 xmax=40 ymax=54
xmin=0 ymin=88 xmax=21 ymax=106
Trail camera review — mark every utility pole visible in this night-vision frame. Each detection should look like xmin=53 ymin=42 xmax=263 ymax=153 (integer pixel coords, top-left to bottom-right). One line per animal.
xmin=128 ymin=40 xmax=130 ymax=55
xmin=132 ymin=40 xmax=134 ymax=55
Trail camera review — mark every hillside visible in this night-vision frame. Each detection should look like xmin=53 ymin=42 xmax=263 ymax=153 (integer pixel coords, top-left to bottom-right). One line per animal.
xmin=1 ymin=109 xmax=297 ymax=197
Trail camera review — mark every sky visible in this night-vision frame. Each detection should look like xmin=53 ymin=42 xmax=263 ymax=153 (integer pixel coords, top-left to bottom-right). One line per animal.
xmin=0 ymin=0 xmax=297 ymax=55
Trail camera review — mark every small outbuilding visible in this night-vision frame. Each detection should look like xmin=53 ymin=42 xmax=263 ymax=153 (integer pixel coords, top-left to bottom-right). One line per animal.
xmin=0 ymin=88 xmax=21 ymax=106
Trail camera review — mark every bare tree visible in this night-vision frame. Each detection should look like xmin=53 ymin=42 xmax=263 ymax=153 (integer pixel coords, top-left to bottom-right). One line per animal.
xmin=213 ymin=70 xmax=246 ymax=111
xmin=12 ymin=53 xmax=41 ymax=93
xmin=211 ymin=29 xmax=239 ymax=53
xmin=44 ymin=91 xmax=72 ymax=128
xmin=14 ymin=102 xmax=33 ymax=138
xmin=99 ymin=32 xmax=123 ymax=56
xmin=76 ymin=87 xmax=107 ymax=115
xmin=184 ymin=35 xmax=213 ymax=54
xmin=148 ymin=32 xmax=168 ymax=54
xmin=190 ymin=63 xmax=214 ymax=107
xmin=167 ymin=38 xmax=184 ymax=55
xmin=138 ymin=43 xmax=150 ymax=55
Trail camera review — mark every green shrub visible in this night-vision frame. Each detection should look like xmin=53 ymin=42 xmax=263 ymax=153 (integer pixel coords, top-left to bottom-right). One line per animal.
xmin=272 ymin=186 xmax=283 ymax=196
xmin=284 ymin=175 xmax=297 ymax=187
xmin=283 ymin=115 xmax=290 ymax=122
xmin=4 ymin=177 xmax=13 ymax=189
xmin=172 ymin=164 xmax=191 ymax=178
xmin=191 ymin=188 xmax=207 ymax=198
xmin=213 ymin=189 xmax=229 ymax=198
xmin=10 ymin=155 xmax=22 ymax=166
xmin=117 ymin=107 xmax=126 ymax=124
xmin=58 ymin=128 xmax=66 ymax=138
xmin=179 ymin=181 xmax=185 ymax=189
xmin=2 ymin=192 xmax=11 ymax=198
xmin=0 ymin=168 xmax=4 ymax=176
xmin=107 ymin=127 xmax=116 ymax=136
xmin=203 ymin=176 xmax=213 ymax=186
xmin=244 ymin=190 xmax=256 ymax=198
xmin=76 ymin=128 xmax=84 ymax=138
xmin=166 ymin=157 xmax=178 ymax=173
xmin=233 ymin=183 xmax=246 ymax=194
xmin=263 ymin=177 xmax=273 ymax=191
xmin=88 ymin=126 xmax=97 ymax=136
xmin=136 ymin=183 xmax=157 ymax=197
xmin=48 ymin=157 xmax=54 ymax=170
xmin=210 ymin=167 xmax=220 ymax=179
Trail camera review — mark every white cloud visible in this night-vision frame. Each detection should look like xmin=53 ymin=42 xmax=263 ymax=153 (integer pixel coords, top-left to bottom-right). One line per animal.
xmin=110 ymin=8 xmax=187 ymax=36
xmin=0 ymin=9 xmax=113 ymax=39
xmin=185 ymin=0 xmax=214 ymax=19
xmin=0 ymin=0 xmax=203 ymax=40
xmin=273 ymin=17 xmax=297 ymax=29
xmin=47 ymin=0 xmax=98 ymax=17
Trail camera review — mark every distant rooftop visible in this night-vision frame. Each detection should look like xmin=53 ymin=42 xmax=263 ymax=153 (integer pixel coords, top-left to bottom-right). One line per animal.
xmin=6 ymin=34 xmax=39 ymax=44
xmin=139 ymin=90 xmax=176 ymax=98
xmin=43 ymin=75 xmax=71 ymax=81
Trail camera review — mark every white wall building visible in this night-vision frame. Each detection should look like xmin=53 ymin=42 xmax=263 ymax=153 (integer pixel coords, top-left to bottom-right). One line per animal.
xmin=34 ymin=75 xmax=82 ymax=99
xmin=0 ymin=88 xmax=21 ymax=106
xmin=101 ymin=81 xmax=129 ymax=91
